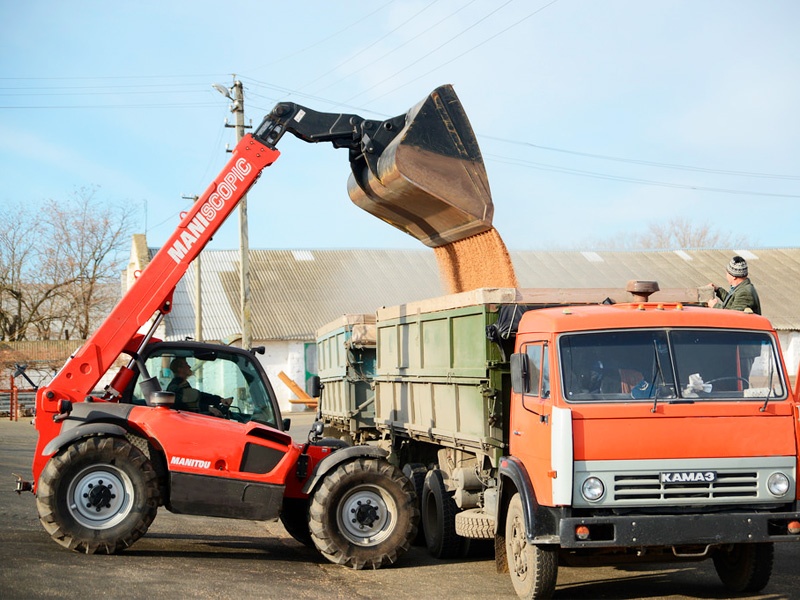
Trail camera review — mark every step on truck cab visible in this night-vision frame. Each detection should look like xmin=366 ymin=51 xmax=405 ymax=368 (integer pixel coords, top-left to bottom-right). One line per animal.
xmin=313 ymin=284 xmax=800 ymax=598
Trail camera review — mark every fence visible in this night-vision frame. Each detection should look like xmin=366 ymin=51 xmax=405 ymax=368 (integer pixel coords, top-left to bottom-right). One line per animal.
xmin=0 ymin=379 xmax=36 ymax=420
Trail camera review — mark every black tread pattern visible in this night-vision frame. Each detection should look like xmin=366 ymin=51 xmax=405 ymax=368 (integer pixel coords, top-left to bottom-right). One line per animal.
xmin=455 ymin=508 xmax=494 ymax=539
xmin=308 ymin=457 xmax=419 ymax=569
xmin=422 ymin=469 xmax=469 ymax=559
xmin=36 ymin=436 xmax=159 ymax=554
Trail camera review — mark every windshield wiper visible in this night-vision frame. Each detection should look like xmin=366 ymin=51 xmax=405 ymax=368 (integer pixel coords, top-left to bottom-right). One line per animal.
xmin=759 ymin=357 xmax=775 ymax=412
xmin=651 ymin=340 xmax=666 ymax=413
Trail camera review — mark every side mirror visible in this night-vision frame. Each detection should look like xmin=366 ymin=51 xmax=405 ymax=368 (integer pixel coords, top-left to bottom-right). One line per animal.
xmin=510 ymin=353 xmax=529 ymax=395
xmin=282 ymin=417 xmax=291 ymax=431
xmin=309 ymin=420 xmax=325 ymax=442
xmin=140 ymin=376 xmax=163 ymax=406
xmin=309 ymin=375 xmax=322 ymax=398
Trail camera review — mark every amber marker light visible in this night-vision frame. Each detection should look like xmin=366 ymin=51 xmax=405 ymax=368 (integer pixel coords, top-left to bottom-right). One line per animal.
xmin=576 ymin=525 xmax=590 ymax=540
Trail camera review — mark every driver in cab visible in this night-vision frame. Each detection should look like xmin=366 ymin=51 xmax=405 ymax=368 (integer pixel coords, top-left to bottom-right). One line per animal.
xmin=167 ymin=357 xmax=232 ymax=417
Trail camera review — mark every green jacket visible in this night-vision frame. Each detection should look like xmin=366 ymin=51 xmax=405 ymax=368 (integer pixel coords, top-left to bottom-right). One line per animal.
xmin=714 ymin=278 xmax=761 ymax=315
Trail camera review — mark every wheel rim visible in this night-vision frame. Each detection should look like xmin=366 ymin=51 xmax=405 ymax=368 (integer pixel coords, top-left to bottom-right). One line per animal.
xmin=508 ymin=509 xmax=530 ymax=581
xmin=67 ymin=464 xmax=134 ymax=529
xmin=336 ymin=484 xmax=396 ymax=546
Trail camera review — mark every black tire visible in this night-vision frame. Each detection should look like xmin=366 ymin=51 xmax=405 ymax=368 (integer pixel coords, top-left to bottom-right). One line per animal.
xmin=279 ymin=497 xmax=313 ymax=547
xmin=36 ymin=436 xmax=159 ymax=554
xmin=421 ymin=469 xmax=469 ymax=559
xmin=402 ymin=463 xmax=427 ymax=546
xmin=308 ymin=457 xmax=419 ymax=569
xmin=712 ymin=542 xmax=774 ymax=593
xmin=455 ymin=508 xmax=494 ymax=539
xmin=505 ymin=493 xmax=558 ymax=599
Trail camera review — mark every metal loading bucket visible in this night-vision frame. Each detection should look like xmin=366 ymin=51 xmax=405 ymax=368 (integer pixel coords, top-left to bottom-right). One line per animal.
xmin=347 ymin=85 xmax=494 ymax=248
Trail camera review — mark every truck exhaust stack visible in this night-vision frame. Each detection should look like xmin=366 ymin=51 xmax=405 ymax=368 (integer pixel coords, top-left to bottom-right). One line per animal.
xmin=346 ymin=85 xmax=494 ymax=249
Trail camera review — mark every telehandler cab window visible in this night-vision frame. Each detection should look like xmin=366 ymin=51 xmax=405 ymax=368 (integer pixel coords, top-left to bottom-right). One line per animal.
xmin=131 ymin=349 xmax=278 ymax=426
xmin=560 ymin=329 xmax=786 ymax=403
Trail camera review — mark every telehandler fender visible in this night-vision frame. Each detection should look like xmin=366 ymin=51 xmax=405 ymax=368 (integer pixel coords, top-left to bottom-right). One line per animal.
xmin=41 ymin=403 xmax=134 ymax=456
xmin=42 ymin=422 xmax=128 ymax=456
xmin=301 ymin=445 xmax=389 ymax=495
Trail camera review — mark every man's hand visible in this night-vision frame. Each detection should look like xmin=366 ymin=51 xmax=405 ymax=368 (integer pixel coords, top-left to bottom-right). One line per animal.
xmin=209 ymin=397 xmax=234 ymax=417
xmin=706 ymin=283 xmax=719 ymax=308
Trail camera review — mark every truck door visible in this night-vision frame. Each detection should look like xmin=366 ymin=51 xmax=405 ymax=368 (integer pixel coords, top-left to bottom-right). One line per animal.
xmin=510 ymin=342 xmax=556 ymax=505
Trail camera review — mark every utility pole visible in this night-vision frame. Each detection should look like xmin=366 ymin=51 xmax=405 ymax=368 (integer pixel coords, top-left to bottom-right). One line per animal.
xmin=182 ymin=194 xmax=202 ymax=341
xmin=214 ymin=77 xmax=252 ymax=349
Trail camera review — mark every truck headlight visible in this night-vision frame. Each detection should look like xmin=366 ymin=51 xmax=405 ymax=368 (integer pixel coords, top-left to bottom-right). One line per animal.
xmin=581 ymin=477 xmax=605 ymax=502
xmin=767 ymin=472 xmax=790 ymax=497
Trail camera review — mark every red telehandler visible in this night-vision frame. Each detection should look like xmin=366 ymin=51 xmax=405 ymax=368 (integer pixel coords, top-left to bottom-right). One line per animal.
xmin=14 ymin=85 xmax=494 ymax=567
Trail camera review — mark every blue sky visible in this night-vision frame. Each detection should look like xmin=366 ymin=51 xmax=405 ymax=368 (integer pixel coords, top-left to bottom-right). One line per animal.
xmin=1 ymin=0 xmax=798 ymax=252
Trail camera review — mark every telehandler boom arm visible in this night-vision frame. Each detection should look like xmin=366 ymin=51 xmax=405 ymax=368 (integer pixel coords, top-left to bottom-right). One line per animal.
xmin=34 ymin=85 xmax=493 ymax=469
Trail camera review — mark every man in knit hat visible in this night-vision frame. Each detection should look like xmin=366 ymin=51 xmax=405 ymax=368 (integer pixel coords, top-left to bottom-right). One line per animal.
xmin=708 ymin=255 xmax=761 ymax=314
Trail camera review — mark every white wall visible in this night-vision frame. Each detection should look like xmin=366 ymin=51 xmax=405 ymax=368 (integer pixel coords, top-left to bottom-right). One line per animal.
xmin=254 ymin=340 xmax=312 ymax=414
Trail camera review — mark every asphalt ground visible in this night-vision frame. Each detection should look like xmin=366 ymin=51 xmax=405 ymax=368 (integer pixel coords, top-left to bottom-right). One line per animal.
xmin=1 ymin=412 xmax=797 ymax=599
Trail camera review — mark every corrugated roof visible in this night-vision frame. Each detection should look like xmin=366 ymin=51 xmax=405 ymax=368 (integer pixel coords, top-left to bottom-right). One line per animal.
xmin=169 ymin=249 xmax=444 ymax=341
xmin=162 ymin=247 xmax=800 ymax=341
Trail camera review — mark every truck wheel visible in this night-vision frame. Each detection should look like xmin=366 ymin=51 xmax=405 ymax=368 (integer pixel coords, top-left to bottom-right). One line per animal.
xmin=308 ymin=457 xmax=418 ymax=569
xmin=712 ymin=542 xmax=774 ymax=593
xmin=279 ymin=497 xmax=313 ymax=547
xmin=402 ymin=463 xmax=427 ymax=546
xmin=36 ymin=436 xmax=159 ymax=554
xmin=505 ymin=493 xmax=557 ymax=599
xmin=421 ymin=469 xmax=469 ymax=559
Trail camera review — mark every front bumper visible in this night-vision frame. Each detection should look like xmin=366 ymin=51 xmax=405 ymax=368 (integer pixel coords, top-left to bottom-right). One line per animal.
xmin=554 ymin=511 xmax=800 ymax=548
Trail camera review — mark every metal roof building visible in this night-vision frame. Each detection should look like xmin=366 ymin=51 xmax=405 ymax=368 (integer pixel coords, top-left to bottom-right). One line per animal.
xmin=127 ymin=243 xmax=799 ymax=409
xmin=164 ymin=247 xmax=800 ymax=340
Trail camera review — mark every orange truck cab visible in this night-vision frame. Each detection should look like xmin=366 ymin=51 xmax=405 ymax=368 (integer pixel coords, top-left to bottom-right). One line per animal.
xmin=510 ymin=302 xmax=798 ymax=541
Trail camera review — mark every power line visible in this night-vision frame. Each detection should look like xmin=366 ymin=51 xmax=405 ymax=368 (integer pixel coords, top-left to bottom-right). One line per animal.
xmin=341 ymin=0 xmax=519 ymax=105
xmin=3 ymin=57 xmax=795 ymax=195
xmin=482 ymin=135 xmax=800 ymax=181
xmin=302 ymin=0 xmax=444 ymax=95
xmin=0 ymin=102 xmax=219 ymax=109
xmin=0 ymin=74 xmax=226 ymax=82
xmin=486 ymin=153 xmax=800 ymax=199
xmin=245 ymin=0 xmax=398 ymax=72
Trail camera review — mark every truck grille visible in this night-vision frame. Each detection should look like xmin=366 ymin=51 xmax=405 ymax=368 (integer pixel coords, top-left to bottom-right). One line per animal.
xmin=614 ymin=472 xmax=758 ymax=501
xmin=573 ymin=457 xmax=795 ymax=508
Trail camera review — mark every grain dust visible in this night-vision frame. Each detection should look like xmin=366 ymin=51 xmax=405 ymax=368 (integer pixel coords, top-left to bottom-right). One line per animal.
xmin=433 ymin=227 xmax=518 ymax=294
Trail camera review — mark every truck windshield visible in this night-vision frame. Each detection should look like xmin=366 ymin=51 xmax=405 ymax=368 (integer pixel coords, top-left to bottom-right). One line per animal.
xmin=560 ymin=329 xmax=785 ymax=403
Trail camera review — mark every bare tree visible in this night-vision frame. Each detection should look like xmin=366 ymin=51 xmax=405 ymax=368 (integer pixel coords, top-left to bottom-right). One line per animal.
xmin=0 ymin=205 xmax=72 ymax=340
xmin=40 ymin=187 xmax=134 ymax=339
xmin=591 ymin=217 xmax=750 ymax=250
xmin=0 ymin=188 xmax=134 ymax=341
